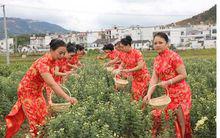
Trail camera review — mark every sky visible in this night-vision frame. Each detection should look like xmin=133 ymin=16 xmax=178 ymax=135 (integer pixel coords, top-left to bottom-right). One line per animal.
xmin=0 ymin=0 xmax=217 ymax=32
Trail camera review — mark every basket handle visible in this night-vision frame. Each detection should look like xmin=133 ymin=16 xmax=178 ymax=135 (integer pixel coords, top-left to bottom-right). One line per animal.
xmin=148 ymin=83 xmax=169 ymax=96
xmin=60 ymin=85 xmax=72 ymax=97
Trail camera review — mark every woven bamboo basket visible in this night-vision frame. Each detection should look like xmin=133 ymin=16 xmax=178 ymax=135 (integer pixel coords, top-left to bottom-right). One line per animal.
xmin=148 ymin=84 xmax=171 ymax=110
xmin=112 ymin=69 xmax=121 ymax=75
xmin=50 ymin=85 xmax=72 ymax=112
xmin=114 ymin=77 xmax=128 ymax=89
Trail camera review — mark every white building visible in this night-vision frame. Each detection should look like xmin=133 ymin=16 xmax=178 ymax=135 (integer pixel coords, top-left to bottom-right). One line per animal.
xmin=75 ymin=32 xmax=87 ymax=46
xmin=30 ymin=35 xmax=45 ymax=46
xmin=153 ymin=26 xmax=187 ymax=47
xmin=90 ymin=38 xmax=118 ymax=50
xmin=0 ymin=38 xmax=14 ymax=53
xmin=110 ymin=26 xmax=127 ymax=40
xmin=141 ymin=27 xmax=154 ymax=41
xmin=210 ymin=25 xmax=216 ymax=39
xmin=87 ymin=31 xmax=101 ymax=47
xmin=132 ymin=40 xmax=151 ymax=50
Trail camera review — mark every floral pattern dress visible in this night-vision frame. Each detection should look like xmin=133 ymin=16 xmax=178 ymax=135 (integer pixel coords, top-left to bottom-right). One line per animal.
xmin=69 ymin=54 xmax=79 ymax=65
xmin=119 ymin=49 xmax=151 ymax=100
xmin=152 ymin=49 xmax=192 ymax=138
xmin=107 ymin=50 xmax=121 ymax=69
xmin=5 ymin=53 xmax=56 ymax=138
xmin=44 ymin=57 xmax=68 ymax=98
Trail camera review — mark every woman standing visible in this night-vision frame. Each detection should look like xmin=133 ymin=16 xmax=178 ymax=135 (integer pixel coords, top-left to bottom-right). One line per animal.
xmin=143 ymin=32 xmax=192 ymax=138
xmin=119 ymin=36 xmax=151 ymax=101
xmin=5 ymin=39 xmax=78 ymax=138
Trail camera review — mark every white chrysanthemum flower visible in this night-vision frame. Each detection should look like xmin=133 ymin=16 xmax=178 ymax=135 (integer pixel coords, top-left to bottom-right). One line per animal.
xmin=195 ymin=116 xmax=208 ymax=131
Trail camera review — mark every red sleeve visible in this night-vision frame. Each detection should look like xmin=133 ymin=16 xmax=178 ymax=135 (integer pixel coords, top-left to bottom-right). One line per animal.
xmin=171 ymin=52 xmax=184 ymax=69
xmin=135 ymin=50 xmax=144 ymax=62
xmin=108 ymin=52 xmax=115 ymax=60
xmin=36 ymin=60 xmax=50 ymax=74
xmin=55 ymin=60 xmax=61 ymax=66
xmin=106 ymin=53 xmax=111 ymax=59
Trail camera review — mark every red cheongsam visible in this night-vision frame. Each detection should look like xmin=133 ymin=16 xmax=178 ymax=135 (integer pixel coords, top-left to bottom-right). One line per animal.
xmin=44 ymin=57 xmax=67 ymax=98
xmin=119 ymin=49 xmax=151 ymax=100
xmin=69 ymin=54 xmax=79 ymax=65
xmin=5 ymin=53 xmax=56 ymax=137
xmin=108 ymin=50 xmax=121 ymax=69
xmin=152 ymin=49 xmax=192 ymax=138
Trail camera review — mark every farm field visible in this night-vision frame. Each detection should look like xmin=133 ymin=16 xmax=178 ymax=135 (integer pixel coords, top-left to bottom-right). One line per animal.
xmin=0 ymin=49 xmax=216 ymax=137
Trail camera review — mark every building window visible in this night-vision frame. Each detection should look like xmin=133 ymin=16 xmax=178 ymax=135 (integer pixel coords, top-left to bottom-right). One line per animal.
xmin=181 ymin=39 xmax=184 ymax=42
xmin=181 ymin=31 xmax=184 ymax=35
xmin=1 ymin=42 xmax=3 ymax=45
xmin=212 ymin=29 xmax=217 ymax=34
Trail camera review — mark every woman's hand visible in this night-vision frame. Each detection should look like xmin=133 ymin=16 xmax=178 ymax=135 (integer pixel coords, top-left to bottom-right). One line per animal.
xmin=121 ymin=69 xmax=130 ymax=73
xmin=157 ymin=81 xmax=170 ymax=88
xmin=72 ymin=73 xmax=80 ymax=79
xmin=65 ymin=71 xmax=72 ymax=76
xmin=48 ymin=100 xmax=53 ymax=106
xmin=104 ymin=63 xmax=109 ymax=67
xmin=67 ymin=97 xmax=78 ymax=105
xmin=143 ymin=93 xmax=151 ymax=104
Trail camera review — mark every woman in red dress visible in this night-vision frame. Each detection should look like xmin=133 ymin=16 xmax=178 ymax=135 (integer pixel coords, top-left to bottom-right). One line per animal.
xmin=143 ymin=32 xmax=192 ymax=138
xmin=97 ymin=43 xmax=115 ymax=60
xmin=5 ymin=39 xmax=78 ymax=138
xmin=97 ymin=43 xmax=120 ymax=69
xmin=118 ymin=36 xmax=151 ymax=101
xmin=69 ymin=44 xmax=85 ymax=70
xmin=46 ymin=43 xmax=77 ymax=105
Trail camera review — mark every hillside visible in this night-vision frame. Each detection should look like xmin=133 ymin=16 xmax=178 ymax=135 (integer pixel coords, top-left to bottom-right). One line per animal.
xmin=0 ymin=17 xmax=70 ymax=39
xmin=174 ymin=5 xmax=216 ymax=26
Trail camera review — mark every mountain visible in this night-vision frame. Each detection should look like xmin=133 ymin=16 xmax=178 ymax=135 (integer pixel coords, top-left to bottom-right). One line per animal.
xmin=172 ymin=5 xmax=216 ymax=26
xmin=0 ymin=17 xmax=70 ymax=39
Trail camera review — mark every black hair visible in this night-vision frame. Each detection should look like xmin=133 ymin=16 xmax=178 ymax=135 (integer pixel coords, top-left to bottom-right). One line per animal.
xmin=114 ymin=41 xmax=121 ymax=47
xmin=120 ymin=35 xmax=132 ymax=46
xmin=153 ymin=32 xmax=169 ymax=43
xmin=75 ymin=44 xmax=84 ymax=51
xmin=103 ymin=43 xmax=114 ymax=51
xmin=49 ymin=39 xmax=66 ymax=51
xmin=67 ymin=42 xmax=77 ymax=53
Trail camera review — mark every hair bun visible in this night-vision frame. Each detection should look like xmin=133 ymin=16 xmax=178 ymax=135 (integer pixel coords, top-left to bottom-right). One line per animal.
xmin=125 ymin=35 xmax=132 ymax=43
xmin=49 ymin=39 xmax=57 ymax=46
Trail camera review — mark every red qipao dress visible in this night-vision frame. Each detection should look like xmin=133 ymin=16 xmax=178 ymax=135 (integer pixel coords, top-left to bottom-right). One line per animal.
xmin=107 ymin=50 xmax=121 ymax=69
xmin=152 ymin=49 xmax=192 ymax=138
xmin=54 ymin=58 xmax=68 ymax=83
xmin=45 ymin=58 xmax=67 ymax=97
xmin=5 ymin=53 xmax=56 ymax=137
xmin=69 ymin=54 xmax=79 ymax=66
xmin=120 ymin=49 xmax=151 ymax=100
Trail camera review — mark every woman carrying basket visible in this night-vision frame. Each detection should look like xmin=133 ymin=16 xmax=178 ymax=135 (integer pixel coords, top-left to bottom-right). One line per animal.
xmin=46 ymin=43 xmax=78 ymax=105
xmin=118 ymin=36 xmax=151 ymax=101
xmin=5 ymin=39 xmax=78 ymax=138
xmin=143 ymin=32 xmax=192 ymax=138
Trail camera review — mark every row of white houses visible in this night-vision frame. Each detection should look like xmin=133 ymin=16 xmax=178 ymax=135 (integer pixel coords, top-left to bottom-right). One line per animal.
xmin=0 ymin=24 xmax=216 ymax=53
